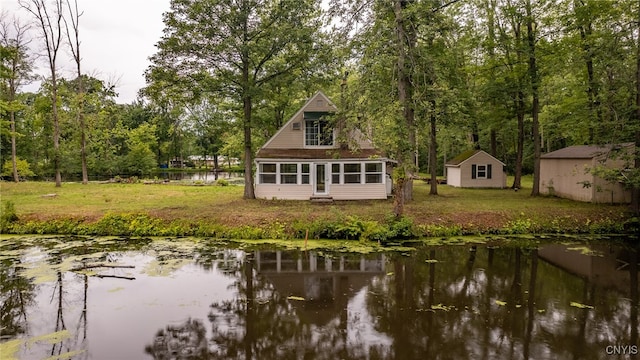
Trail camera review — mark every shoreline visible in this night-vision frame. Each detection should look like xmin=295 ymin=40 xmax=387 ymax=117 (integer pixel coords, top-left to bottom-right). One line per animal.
xmin=1 ymin=180 xmax=635 ymax=240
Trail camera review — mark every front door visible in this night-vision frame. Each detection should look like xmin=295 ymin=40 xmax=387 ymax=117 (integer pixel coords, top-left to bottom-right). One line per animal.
xmin=314 ymin=163 xmax=328 ymax=195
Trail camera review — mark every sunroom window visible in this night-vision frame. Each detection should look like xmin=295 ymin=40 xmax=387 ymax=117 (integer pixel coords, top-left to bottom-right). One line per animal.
xmin=280 ymin=163 xmax=298 ymax=184
xmin=365 ymin=162 xmax=383 ymax=183
xmin=301 ymin=164 xmax=310 ymax=184
xmin=331 ymin=163 xmax=341 ymax=184
xmin=260 ymin=163 xmax=276 ymax=184
xmin=344 ymin=163 xmax=361 ymax=184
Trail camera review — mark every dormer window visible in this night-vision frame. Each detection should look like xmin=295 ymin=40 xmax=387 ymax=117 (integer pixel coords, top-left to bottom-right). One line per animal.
xmin=304 ymin=112 xmax=333 ymax=146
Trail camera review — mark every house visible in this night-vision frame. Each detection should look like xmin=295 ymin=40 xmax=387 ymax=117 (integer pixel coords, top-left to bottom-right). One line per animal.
xmin=445 ymin=149 xmax=507 ymax=188
xmin=540 ymin=143 xmax=634 ymax=203
xmin=254 ymin=91 xmax=391 ymax=200
xmin=255 ymin=250 xmax=385 ymax=325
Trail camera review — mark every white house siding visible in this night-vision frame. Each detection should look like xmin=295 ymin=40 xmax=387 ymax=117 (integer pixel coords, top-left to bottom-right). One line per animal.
xmin=446 ymin=167 xmax=462 ymax=187
xmin=330 ymin=184 xmax=388 ymax=200
xmin=255 ymin=184 xmax=314 ymax=200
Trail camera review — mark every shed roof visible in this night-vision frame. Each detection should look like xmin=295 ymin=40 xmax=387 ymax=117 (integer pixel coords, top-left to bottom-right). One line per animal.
xmin=446 ymin=149 xmax=505 ymax=167
xmin=541 ymin=143 xmax=634 ymax=159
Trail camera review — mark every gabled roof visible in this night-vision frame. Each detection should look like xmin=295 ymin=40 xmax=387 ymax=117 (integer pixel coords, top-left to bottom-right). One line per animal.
xmin=256 ymin=90 xmax=386 ymax=160
xmin=260 ymin=91 xmax=337 ymax=150
xmin=541 ymin=143 xmax=634 ymax=159
xmin=445 ymin=149 xmax=505 ymax=167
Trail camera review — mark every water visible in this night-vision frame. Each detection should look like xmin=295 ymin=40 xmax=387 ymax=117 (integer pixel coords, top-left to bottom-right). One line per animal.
xmin=0 ymin=235 xmax=638 ymax=359
xmin=37 ymin=171 xmax=244 ymax=183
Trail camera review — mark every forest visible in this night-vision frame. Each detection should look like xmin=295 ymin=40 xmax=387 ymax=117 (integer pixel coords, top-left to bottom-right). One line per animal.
xmin=1 ymin=0 xmax=639 ymax=211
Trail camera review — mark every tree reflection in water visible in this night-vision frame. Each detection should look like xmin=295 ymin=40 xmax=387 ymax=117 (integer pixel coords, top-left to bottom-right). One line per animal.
xmin=1 ymin=236 xmax=638 ymax=359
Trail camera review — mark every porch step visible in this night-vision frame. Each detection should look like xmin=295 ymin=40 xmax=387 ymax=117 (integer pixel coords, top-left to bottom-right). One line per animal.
xmin=310 ymin=196 xmax=334 ymax=203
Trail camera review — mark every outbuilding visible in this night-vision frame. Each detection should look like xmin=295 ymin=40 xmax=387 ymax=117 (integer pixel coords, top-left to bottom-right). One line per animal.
xmin=445 ymin=149 xmax=507 ymax=188
xmin=539 ymin=143 xmax=633 ymax=203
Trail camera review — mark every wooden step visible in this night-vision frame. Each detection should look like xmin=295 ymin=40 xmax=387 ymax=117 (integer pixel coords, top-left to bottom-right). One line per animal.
xmin=310 ymin=196 xmax=334 ymax=203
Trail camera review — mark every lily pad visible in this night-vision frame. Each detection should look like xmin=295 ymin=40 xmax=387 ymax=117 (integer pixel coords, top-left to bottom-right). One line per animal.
xmin=570 ymin=301 xmax=594 ymax=309
xmin=431 ymin=304 xmax=454 ymax=311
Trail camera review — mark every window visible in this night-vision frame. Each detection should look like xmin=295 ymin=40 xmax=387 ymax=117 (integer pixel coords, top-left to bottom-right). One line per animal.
xmin=304 ymin=112 xmax=333 ymax=146
xmin=344 ymin=163 xmax=361 ymax=184
xmin=280 ymin=163 xmax=298 ymax=184
xmin=477 ymin=165 xmax=487 ymax=179
xmin=331 ymin=163 xmax=340 ymax=184
xmin=365 ymin=162 xmax=383 ymax=183
xmin=472 ymin=164 xmax=492 ymax=179
xmin=260 ymin=163 xmax=276 ymax=184
xmin=301 ymin=164 xmax=310 ymax=184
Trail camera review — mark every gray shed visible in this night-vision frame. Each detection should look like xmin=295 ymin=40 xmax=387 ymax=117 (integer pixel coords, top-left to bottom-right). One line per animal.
xmin=540 ymin=143 xmax=634 ymax=203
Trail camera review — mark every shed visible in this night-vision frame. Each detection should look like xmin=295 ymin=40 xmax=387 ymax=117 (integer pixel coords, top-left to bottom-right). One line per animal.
xmin=540 ymin=143 xmax=633 ymax=203
xmin=445 ymin=149 xmax=506 ymax=188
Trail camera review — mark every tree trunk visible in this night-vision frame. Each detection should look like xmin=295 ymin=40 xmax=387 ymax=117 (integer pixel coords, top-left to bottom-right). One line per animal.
xmin=10 ymin=108 xmax=19 ymax=182
xmin=393 ymin=0 xmax=416 ymax=213
xmin=633 ymin=0 xmax=640 ymax=214
xmin=9 ymin=71 xmax=19 ymax=182
xmin=429 ymin=105 xmax=438 ymax=195
xmin=21 ymin=0 xmax=64 ymax=187
xmin=52 ymin=74 xmax=61 ymax=187
xmin=512 ymin=90 xmax=525 ymax=190
xmin=575 ymin=0 xmax=602 ymax=143
xmin=243 ymin=94 xmax=255 ymax=199
xmin=526 ymin=0 xmax=541 ymax=196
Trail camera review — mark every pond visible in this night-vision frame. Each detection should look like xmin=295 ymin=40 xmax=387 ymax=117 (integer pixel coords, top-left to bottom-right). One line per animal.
xmin=0 ymin=235 xmax=638 ymax=359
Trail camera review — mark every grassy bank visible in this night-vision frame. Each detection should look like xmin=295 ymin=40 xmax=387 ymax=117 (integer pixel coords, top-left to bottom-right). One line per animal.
xmin=0 ymin=176 xmax=632 ymax=240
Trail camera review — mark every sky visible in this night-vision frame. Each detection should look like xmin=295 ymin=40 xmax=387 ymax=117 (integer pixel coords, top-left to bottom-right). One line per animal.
xmin=1 ymin=0 xmax=171 ymax=104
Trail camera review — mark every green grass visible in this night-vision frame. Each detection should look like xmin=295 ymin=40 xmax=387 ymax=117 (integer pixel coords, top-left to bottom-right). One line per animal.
xmin=0 ymin=175 xmax=631 ymax=237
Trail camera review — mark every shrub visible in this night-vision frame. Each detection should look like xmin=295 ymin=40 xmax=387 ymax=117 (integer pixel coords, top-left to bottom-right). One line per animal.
xmin=1 ymin=158 xmax=36 ymax=179
xmin=216 ymin=178 xmax=229 ymax=186
xmin=0 ymin=201 xmax=18 ymax=232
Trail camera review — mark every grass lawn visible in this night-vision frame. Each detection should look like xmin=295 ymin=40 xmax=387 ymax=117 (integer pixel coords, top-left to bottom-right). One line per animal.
xmin=0 ymin=175 xmax=631 ymax=236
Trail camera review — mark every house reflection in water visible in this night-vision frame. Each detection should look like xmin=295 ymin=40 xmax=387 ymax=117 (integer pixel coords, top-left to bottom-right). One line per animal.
xmin=539 ymin=243 xmax=639 ymax=296
xmin=254 ymin=251 xmax=386 ymax=325
xmin=144 ymin=318 xmax=209 ymax=359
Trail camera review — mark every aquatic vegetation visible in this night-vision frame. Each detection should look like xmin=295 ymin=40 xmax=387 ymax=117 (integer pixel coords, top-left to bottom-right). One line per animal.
xmin=570 ymin=301 xmax=594 ymax=309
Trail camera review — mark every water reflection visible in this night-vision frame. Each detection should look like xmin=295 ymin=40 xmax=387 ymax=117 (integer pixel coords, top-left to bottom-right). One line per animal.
xmin=0 ymin=236 xmax=637 ymax=359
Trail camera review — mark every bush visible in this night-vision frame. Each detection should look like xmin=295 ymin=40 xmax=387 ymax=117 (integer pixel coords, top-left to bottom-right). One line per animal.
xmin=2 ymin=158 xmax=36 ymax=179
xmin=0 ymin=201 xmax=18 ymax=232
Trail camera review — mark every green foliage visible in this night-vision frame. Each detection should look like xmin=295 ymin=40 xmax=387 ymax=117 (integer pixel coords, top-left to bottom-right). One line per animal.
xmin=418 ymin=224 xmax=464 ymax=237
xmin=1 ymin=158 xmax=35 ymax=179
xmin=503 ymin=218 xmax=534 ymax=235
xmin=0 ymin=201 xmax=18 ymax=232
xmin=216 ymin=178 xmax=229 ymax=186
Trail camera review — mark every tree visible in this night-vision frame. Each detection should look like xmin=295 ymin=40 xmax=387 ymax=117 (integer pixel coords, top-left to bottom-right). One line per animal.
xmin=0 ymin=12 xmax=33 ymax=183
xmin=62 ymin=0 xmax=88 ymax=184
xmin=633 ymin=0 xmax=640 ymax=214
xmin=19 ymin=0 xmax=65 ymax=187
xmin=147 ymin=0 xmax=324 ymax=199
xmin=525 ymin=0 xmax=541 ymax=196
